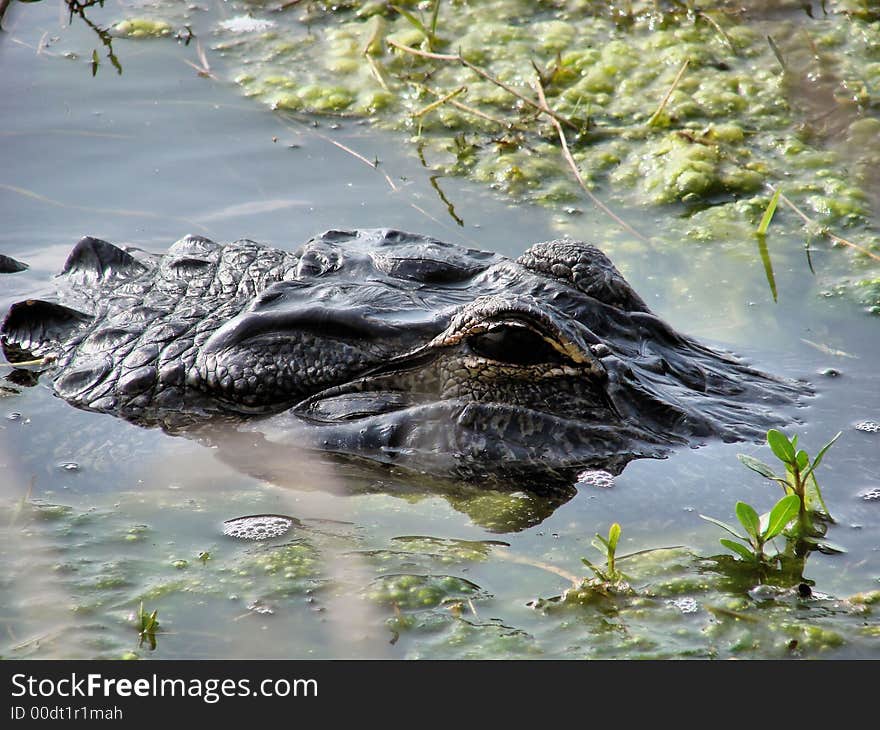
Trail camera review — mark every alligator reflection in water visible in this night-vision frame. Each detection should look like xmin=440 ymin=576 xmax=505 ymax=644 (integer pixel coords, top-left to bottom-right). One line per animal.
xmin=1 ymin=229 xmax=805 ymax=508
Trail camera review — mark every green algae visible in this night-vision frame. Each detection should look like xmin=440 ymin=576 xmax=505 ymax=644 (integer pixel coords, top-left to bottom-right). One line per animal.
xmin=7 ymin=483 xmax=877 ymax=659
xmin=134 ymin=0 xmax=872 ymax=304
xmin=113 ymin=18 xmax=172 ymax=38
xmin=101 ymin=1 xmax=880 ymax=303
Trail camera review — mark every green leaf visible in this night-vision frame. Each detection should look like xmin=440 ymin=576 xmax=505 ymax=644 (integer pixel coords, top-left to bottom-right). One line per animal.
xmin=607 ymin=523 xmax=621 ymax=554
xmin=735 ymin=501 xmax=761 ymax=541
xmin=767 ymin=429 xmax=796 ymax=464
xmin=795 ymin=450 xmax=809 ymax=470
xmin=700 ymin=514 xmax=746 ymax=541
xmin=791 ymin=435 xmax=798 ymax=451
xmin=429 ymin=0 xmax=442 ymax=36
xmin=763 ymin=494 xmax=801 ymax=540
xmin=91 ymin=49 xmax=100 ymax=77
xmin=392 ymin=5 xmax=428 ymax=37
xmin=801 ymin=537 xmax=847 ymax=555
xmin=804 ymin=473 xmax=831 ymax=517
xmin=801 ymin=431 xmax=842 ymax=483
xmin=756 ymin=187 xmax=781 ymax=235
xmin=737 ymin=454 xmax=785 ymax=482
xmin=720 ymin=538 xmax=756 ymax=562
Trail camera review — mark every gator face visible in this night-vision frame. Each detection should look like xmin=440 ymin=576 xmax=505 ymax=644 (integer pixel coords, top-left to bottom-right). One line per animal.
xmin=1 ymin=229 xmax=803 ymax=484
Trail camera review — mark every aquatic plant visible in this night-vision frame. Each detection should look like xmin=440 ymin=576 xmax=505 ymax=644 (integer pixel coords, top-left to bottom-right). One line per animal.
xmin=700 ymin=494 xmax=800 ymax=565
xmin=581 ymin=522 xmax=624 ymax=583
xmin=738 ymin=429 xmax=841 ymax=536
xmin=391 ymin=1 xmax=443 ymax=52
xmin=135 ymin=602 xmax=160 ymax=650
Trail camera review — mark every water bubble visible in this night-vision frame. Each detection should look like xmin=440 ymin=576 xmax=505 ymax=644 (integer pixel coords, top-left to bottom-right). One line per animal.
xmin=218 ymin=16 xmax=276 ymax=34
xmin=576 ymin=469 xmax=615 ymax=489
xmin=246 ymin=599 xmax=275 ymax=616
xmin=855 ymin=420 xmax=880 ymax=433
xmin=667 ymin=597 xmax=699 ymax=614
xmin=858 ymin=487 xmax=880 ymax=502
xmin=6 ymin=412 xmax=21 ymax=421
xmin=59 ymin=462 xmax=80 ymax=472
xmin=222 ymin=514 xmax=297 ymax=540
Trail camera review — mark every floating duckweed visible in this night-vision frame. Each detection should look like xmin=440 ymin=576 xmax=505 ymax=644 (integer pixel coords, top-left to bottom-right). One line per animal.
xmin=244 ymin=543 xmax=318 ymax=580
xmin=849 ymin=590 xmax=880 ymax=605
xmin=113 ymin=19 xmax=172 ymax=38
xmin=223 ymin=514 xmax=297 ymax=541
xmin=366 ymin=573 xmax=481 ymax=610
xmin=32 ymin=503 xmax=74 ymax=521
xmin=389 ymin=536 xmax=506 ymax=563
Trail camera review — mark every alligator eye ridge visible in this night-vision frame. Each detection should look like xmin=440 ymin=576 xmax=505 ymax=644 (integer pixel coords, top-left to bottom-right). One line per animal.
xmin=466 ymin=324 xmax=567 ymax=367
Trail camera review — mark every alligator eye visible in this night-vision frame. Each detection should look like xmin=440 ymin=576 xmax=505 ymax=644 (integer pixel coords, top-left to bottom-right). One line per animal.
xmin=467 ymin=324 xmax=566 ymax=366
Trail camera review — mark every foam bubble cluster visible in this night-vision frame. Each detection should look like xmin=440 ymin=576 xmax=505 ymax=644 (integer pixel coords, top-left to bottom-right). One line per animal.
xmin=858 ymin=487 xmax=880 ymax=502
xmin=576 ymin=469 xmax=615 ymax=489
xmin=223 ymin=514 xmax=296 ymax=540
xmin=855 ymin=420 xmax=880 ymax=433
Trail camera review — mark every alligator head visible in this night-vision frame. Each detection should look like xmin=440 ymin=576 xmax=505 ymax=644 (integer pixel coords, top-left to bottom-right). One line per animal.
xmin=1 ymin=229 xmax=803 ymax=486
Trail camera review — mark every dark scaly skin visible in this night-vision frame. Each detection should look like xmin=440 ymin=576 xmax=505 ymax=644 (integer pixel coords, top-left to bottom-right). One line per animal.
xmin=1 ymin=228 xmax=805 ymax=484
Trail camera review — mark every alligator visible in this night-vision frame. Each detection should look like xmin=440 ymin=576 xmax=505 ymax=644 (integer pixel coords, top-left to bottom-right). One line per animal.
xmin=1 ymin=229 xmax=803 ymax=485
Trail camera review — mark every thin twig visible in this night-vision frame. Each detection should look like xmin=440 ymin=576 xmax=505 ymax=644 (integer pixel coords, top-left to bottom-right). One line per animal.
xmin=364 ymin=54 xmax=391 ymax=91
xmin=325 ymin=136 xmax=398 ymax=191
xmin=495 ymin=549 xmax=581 ymax=588
xmin=412 ymin=85 xmax=466 ymax=118
xmin=284 ymin=121 xmax=400 ymax=192
xmin=647 ymin=58 xmax=689 ymax=127
xmin=698 ymin=12 xmax=737 ymax=54
xmin=183 ymin=40 xmax=216 ymax=80
xmin=273 ymin=0 xmax=303 ymax=11
xmin=388 ymin=39 xmax=580 ymax=131
xmin=420 ymin=84 xmax=517 ymax=129
xmin=534 ymin=77 xmax=647 ymax=242
xmin=778 ymin=191 xmax=880 ymax=262
xmin=800 ymin=338 xmax=857 ymax=359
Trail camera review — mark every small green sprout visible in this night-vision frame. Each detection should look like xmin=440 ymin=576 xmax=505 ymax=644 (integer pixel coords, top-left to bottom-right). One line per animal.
xmin=581 ymin=522 xmax=624 ymax=583
xmin=701 ymin=494 xmax=800 ymax=564
xmin=392 ymin=1 xmax=443 ymax=51
xmin=738 ymin=429 xmax=841 ymax=535
xmin=136 ymin=602 xmax=160 ymax=650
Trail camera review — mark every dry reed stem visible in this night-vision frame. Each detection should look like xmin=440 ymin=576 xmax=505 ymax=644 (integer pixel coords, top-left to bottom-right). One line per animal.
xmin=534 ymin=77 xmax=647 ymax=242
xmin=388 ymin=39 xmax=579 ymax=131
xmin=647 ymin=58 xmax=690 ymax=127
xmin=778 ymin=191 xmax=880 ymax=262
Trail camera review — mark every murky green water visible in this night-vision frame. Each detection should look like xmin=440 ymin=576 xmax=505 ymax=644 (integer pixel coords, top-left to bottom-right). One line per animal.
xmin=1 ymin=1 xmax=878 ymax=659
